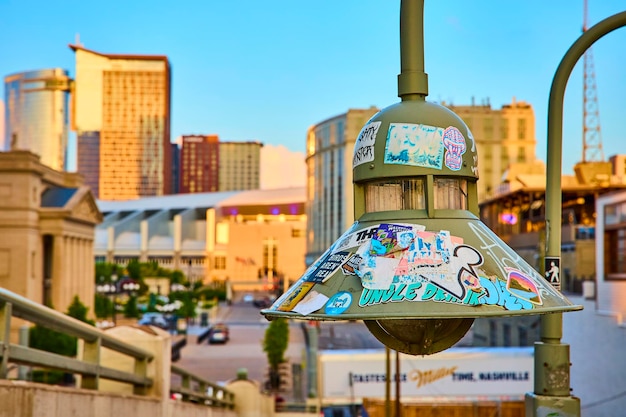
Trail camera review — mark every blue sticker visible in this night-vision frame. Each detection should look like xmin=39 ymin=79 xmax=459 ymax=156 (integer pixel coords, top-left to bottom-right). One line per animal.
xmin=384 ymin=123 xmax=444 ymax=169
xmin=325 ymin=292 xmax=353 ymax=315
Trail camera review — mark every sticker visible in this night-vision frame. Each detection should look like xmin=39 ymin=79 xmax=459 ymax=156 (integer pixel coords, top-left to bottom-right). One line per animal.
xmin=442 ymin=126 xmax=466 ymax=171
xmin=353 ymin=121 xmax=381 ymax=168
xmin=506 ymin=268 xmax=542 ymax=305
xmin=358 ymin=256 xmax=400 ymax=290
xmin=325 ymin=292 xmax=353 ymax=315
xmin=370 ymin=223 xmax=415 ymax=255
xmin=292 ymin=291 xmax=329 ymax=315
xmin=544 ymin=257 xmax=560 ymax=291
xmin=276 ymin=282 xmax=315 ymax=312
xmin=334 ymin=225 xmax=379 ymax=252
xmin=384 ymin=123 xmax=444 ymax=169
xmin=333 ymin=223 xmax=425 ymax=253
xmin=358 ymin=276 xmax=534 ymax=311
xmin=360 ymin=229 xmax=481 ymax=301
xmin=304 ymin=251 xmax=351 ymax=283
xmin=341 ymin=254 xmax=363 ymax=275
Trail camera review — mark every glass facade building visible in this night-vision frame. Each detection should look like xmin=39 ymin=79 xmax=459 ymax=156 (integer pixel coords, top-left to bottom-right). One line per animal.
xmin=4 ymin=69 xmax=71 ymax=171
xmin=304 ymin=106 xmax=379 ymax=266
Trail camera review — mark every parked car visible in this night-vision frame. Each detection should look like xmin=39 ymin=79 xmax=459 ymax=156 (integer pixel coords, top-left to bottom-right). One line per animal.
xmin=209 ymin=328 xmax=228 ymax=344
xmin=243 ymin=293 xmax=254 ymax=303
xmin=208 ymin=323 xmax=230 ymax=344
xmin=253 ymin=296 xmax=273 ymax=308
xmin=138 ymin=312 xmax=169 ymax=329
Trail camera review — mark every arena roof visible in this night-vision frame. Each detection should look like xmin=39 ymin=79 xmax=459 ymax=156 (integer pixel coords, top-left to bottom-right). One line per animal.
xmin=96 ymin=187 xmax=306 ymax=213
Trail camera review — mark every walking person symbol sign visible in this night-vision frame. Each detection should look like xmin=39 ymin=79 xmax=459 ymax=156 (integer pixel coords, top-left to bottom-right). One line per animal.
xmin=544 ymin=257 xmax=561 ymax=291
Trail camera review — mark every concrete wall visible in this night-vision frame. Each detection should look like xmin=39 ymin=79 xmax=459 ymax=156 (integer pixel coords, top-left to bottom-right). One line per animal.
xmin=0 ymin=380 xmax=236 ymax=417
xmin=226 ymin=379 xmax=274 ymax=417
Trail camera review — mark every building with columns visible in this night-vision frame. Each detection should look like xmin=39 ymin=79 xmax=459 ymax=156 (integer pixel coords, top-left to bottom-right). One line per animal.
xmin=0 ymin=150 xmax=102 ymax=317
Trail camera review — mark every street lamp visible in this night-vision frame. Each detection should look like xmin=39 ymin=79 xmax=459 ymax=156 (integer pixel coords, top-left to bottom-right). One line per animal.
xmin=262 ymin=0 xmax=585 ymax=414
xmin=96 ymin=273 xmax=118 ymax=326
xmin=263 ymin=0 xmax=580 ymax=347
xmin=529 ymin=10 xmax=626 ymax=417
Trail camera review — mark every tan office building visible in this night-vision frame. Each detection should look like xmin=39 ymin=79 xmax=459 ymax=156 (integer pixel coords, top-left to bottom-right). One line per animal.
xmin=70 ymin=45 xmax=172 ymax=200
xmin=218 ymin=141 xmax=262 ymax=191
xmin=448 ymin=98 xmax=538 ymax=201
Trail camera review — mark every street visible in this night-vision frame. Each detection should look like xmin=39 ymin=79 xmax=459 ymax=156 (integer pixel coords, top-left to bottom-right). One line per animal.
xmin=176 ymin=296 xmax=306 ymax=388
xmin=175 ymin=293 xmax=385 ymax=398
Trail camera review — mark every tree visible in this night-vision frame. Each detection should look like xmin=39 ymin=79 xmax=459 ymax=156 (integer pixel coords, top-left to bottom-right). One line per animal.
xmin=29 ymin=296 xmax=94 ymax=385
xmin=66 ymin=296 xmax=95 ymax=326
xmin=123 ymin=295 xmax=140 ymax=318
xmin=178 ymin=291 xmax=197 ymax=322
xmin=126 ymin=259 xmax=142 ymax=280
xmin=262 ymin=318 xmax=289 ymax=391
xmin=95 ymin=293 xmax=112 ymax=318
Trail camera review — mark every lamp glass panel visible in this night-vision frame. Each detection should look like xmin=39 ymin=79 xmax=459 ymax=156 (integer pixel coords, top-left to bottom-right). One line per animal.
xmin=365 ymin=179 xmax=425 ymax=212
xmin=434 ymin=178 xmax=467 ymax=209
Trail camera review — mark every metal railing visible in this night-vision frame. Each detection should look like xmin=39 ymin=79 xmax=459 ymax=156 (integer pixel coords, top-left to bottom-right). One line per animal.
xmin=0 ymin=287 xmax=234 ymax=409
xmin=0 ymin=287 xmax=154 ymax=394
xmin=171 ymin=364 xmax=235 ymax=408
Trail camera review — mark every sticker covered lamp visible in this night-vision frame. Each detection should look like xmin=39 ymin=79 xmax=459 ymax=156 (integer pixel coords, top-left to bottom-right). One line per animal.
xmin=261 ymin=0 xmax=581 ymax=356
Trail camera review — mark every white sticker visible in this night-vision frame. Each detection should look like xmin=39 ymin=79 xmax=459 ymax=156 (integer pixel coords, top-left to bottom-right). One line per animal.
xmin=353 ymin=121 xmax=381 ymax=168
xmin=292 ymin=291 xmax=329 ymax=315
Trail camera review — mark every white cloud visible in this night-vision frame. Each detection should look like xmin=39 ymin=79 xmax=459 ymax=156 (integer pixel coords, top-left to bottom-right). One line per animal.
xmin=260 ymin=144 xmax=306 ymax=190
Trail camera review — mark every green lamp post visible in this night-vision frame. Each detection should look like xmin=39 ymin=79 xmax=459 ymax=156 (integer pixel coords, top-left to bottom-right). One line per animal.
xmin=528 ymin=10 xmax=626 ymax=417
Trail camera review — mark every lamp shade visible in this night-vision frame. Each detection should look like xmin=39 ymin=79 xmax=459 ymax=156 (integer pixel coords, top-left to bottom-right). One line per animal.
xmin=262 ymin=99 xmax=582 ymax=355
xmin=261 ymin=211 xmax=580 ymax=320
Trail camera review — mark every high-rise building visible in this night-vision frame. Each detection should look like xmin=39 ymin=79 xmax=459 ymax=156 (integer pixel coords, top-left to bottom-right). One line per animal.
xmin=218 ymin=141 xmax=263 ymax=191
xmin=70 ymin=45 xmax=171 ymax=200
xmin=4 ymin=69 xmax=71 ymax=171
xmin=304 ymin=106 xmax=379 ymax=266
xmin=180 ymin=135 xmax=219 ymax=193
xmin=448 ymin=98 xmax=538 ymax=201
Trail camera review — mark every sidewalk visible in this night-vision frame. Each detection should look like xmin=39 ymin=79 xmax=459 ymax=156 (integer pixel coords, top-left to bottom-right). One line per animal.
xmin=562 ymin=294 xmax=626 ymax=416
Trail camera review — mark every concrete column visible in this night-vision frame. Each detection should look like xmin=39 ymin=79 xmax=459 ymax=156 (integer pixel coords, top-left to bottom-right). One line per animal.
xmin=140 ymin=220 xmax=148 ymax=262
xmin=100 ymin=325 xmax=171 ymax=399
xmin=227 ymin=378 xmax=274 ymax=417
xmin=71 ymin=236 xmax=78 ymax=306
xmin=81 ymin=238 xmax=90 ymax=305
xmin=76 ymin=238 xmax=82 ymax=303
xmin=107 ymin=226 xmax=115 ymax=263
xmin=52 ymin=235 xmax=65 ymax=309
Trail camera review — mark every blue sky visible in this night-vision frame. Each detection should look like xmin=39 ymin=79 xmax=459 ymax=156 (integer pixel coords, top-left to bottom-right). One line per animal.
xmin=1 ymin=0 xmax=625 ymax=174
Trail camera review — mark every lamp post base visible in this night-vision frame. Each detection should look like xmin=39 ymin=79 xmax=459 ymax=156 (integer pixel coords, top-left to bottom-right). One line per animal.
xmin=525 ymin=392 xmax=580 ymax=417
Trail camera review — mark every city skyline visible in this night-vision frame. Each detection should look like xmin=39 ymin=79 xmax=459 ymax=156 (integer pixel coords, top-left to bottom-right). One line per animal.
xmin=1 ymin=1 xmax=626 ymax=175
